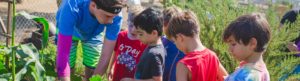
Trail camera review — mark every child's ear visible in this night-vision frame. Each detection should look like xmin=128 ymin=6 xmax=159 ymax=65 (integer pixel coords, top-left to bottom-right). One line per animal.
xmin=249 ymin=38 xmax=258 ymax=50
xmin=176 ymin=34 xmax=184 ymax=42
xmin=90 ymin=2 xmax=97 ymax=10
xmin=152 ymin=30 xmax=158 ymax=36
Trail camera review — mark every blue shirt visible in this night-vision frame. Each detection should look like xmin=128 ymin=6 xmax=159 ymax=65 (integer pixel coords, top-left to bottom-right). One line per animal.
xmin=162 ymin=36 xmax=185 ymax=81
xmin=56 ymin=0 xmax=122 ymax=45
xmin=225 ymin=63 xmax=270 ymax=81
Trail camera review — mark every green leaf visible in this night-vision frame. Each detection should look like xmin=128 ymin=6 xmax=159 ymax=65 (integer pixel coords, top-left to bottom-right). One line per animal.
xmin=14 ymin=44 xmax=45 ymax=81
xmin=0 ymin=62 xmax=8 ymax=73
xmin=32 ymin=18 xmax=49 ymax=49
xmin=15 ymin=58 xmax=35 ymax=81
xmin=89 ymin=75 xmax=103 ymax=81
xmin=17 ymin=11 xmax=39 ymax=19
xmin=45 ymin=76 xmax=56 ymax=81
xmin=18 ymin=11 xmax=50 ymax=49
xmin=0 ymin=47 xmax=11 ymax=54
xmin=0 ymin=73 xmax=11 ymax=81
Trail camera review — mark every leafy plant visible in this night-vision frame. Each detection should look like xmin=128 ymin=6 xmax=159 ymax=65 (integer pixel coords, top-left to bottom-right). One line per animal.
xmin=0 ymin=43 xmax=56 ymax=81
xmin=167 ymin=0 xmax=300 ymax=80
xmin=89 ymin=75 xmax=104 ymax=81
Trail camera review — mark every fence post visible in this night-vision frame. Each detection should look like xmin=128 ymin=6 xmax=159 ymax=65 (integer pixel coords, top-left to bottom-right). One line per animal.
xmin=6 ymin=0 xmax=12 ymax=47
xmin=4 ymin=0 xmax=13 ymax=73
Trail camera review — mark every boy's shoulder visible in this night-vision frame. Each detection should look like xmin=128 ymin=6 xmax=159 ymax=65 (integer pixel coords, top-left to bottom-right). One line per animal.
xmin=58 ymin=0 xmax=89 ymax=15
xmin=143 ymin=44 xmax=166 ymax=59
xmin=147 ymin=44 xmax=166 ymax=54
xmin=227 ymin=63 xmax=269 ymax=81
xmin=186 ymin=49 xmax=218 ymax=58
xmin=64 ymin=0 xmax=88 ymax=8
xmin=180 ymin=49 xmax=219 ymax=67
xmin=117 ymin=31 xmax=128 ymax=38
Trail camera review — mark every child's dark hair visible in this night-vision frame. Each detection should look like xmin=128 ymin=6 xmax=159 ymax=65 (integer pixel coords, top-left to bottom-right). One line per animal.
xmin=92 ymin=0 xmax=126 ymax=14
xmin=223 ymin=13 xmax=271 ymax=52
xmin=163 ymin=6 xmax=182 ymax=26
xmin=166 ymin=10 xmax=200 ymax=39
xmin=134 ymin=7 xmax=163 ymax=36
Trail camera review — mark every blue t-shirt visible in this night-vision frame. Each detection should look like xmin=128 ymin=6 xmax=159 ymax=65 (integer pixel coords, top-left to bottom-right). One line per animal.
xmin=225 ymin=63 xmax=270 ymax=81
xmin=56 ymin=0 xmax=122 ymax=45
xmin=161 ymin=36 xmax=185 ymax=81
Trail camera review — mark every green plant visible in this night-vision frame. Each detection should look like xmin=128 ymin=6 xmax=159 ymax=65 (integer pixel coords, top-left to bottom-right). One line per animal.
xmin=89 ymin=75 xmax=105 ymax=81
xmin=167 ymin=0 xmax=300 ymax=80
xmin=11 ymin=0 xmax=17 ymax=80
xmin=0 ymin=43 xmax=58 ymax=81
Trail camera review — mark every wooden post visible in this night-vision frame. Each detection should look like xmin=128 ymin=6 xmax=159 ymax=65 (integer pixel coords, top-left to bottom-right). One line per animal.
xmin=6 ymin=0 xmax=12 ymax=47
xmin=0 ymin=16 xmax=7 ymax=33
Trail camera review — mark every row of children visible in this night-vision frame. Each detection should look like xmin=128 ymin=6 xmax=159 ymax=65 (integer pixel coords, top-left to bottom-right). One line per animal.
xmin=55 ymin=0 xmax=271 ymax=81
xmin=109 ymin=4 xmax=271 ymax=81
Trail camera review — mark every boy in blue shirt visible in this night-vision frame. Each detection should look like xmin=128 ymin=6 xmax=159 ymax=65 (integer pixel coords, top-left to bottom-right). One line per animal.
xmin=56 ymin=0 xmax=126 ymax=80
xmin=162 ymin=6 xmax=185 ymax=81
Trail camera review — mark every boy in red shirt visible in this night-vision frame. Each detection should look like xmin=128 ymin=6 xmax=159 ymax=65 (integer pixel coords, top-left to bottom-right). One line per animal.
xmin=109 ymin=5 xmax=147 ymax=81
xmin=165 ymin=10 xmax=221 ymax=81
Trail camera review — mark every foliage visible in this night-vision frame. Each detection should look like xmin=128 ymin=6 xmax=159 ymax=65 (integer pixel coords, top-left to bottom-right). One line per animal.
xmin=167 ymin=0 xmax=300 ymax=80
xmin=89 ymin=75 xmax=106 ymax=81
xmin=0 ymin=43 xmax=56 ymax=81
xmin=1 ymin=0 xmax=300 ymax=81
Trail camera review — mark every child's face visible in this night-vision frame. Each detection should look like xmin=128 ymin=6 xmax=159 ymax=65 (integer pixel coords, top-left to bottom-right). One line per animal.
xmin=135 ymin=27 xmax=156 ymax=45
xmin=225 ymin=35 xmax=253 ymax=61
xmin=127 ymin=21 xmax=137 ymax=39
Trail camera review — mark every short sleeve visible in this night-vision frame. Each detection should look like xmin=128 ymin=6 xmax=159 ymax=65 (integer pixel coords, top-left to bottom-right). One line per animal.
xmin=56 ymin=0 xmax=80 ymax=36
xmin=230 ymin=68 xmax=261 ymax=81
xmin=114 ymin=32 xmax=123 ymax=52
xmin=150 ymin=54 xmax=164 ymax=76
xmin=234 ymin=73 xmax=260 ymax=81
xmin=105 ymin=15 xmax=122 ymax=40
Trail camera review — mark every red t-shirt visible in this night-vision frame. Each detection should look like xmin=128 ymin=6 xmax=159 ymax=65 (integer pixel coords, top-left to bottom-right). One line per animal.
xmin=112 ymin=31 xmax=147 ymax=81
xmin=179 ymin=48 xmax=220 ymax=81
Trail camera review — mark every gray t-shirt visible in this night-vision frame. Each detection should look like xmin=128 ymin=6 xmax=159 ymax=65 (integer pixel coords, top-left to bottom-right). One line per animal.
xmin=135 ymin=44 xmax=166 ymax=79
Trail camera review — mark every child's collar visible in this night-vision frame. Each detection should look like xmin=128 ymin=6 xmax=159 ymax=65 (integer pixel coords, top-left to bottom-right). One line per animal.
xmin=239 ymin=61 xmax=267 ymax=72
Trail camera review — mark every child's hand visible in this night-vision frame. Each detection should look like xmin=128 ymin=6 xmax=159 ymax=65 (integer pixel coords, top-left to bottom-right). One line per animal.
xmin=120 ymin=78 xmax=134 ymax=81
xmin=108 ymin=72 xmax=113 ymax=81
xmin=287 ymin=42 xmax=298 ymax=52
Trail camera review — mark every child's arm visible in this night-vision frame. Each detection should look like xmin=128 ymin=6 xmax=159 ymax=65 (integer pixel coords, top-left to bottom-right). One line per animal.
xmin=217 ymin=63 xmax=228 ymax=81
xmin=94 ymin=15 xmax=122 ymax=76
xmin=152 ymin=76 xmax=162 ymax=81
xmin=56 ymin=0 xmax=78 ymax=78
xmin=287 ymin=42 xmax=299 ymax=52
xmin=94 ymin=39 xmax=117 ymax=75
xmin=107 ymin=52 xmax=116 ymax=80
xmin=176 ymin=62 xmax=190 ymax=81
xmin=56 ymin=33 xmax=72 ymax=77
